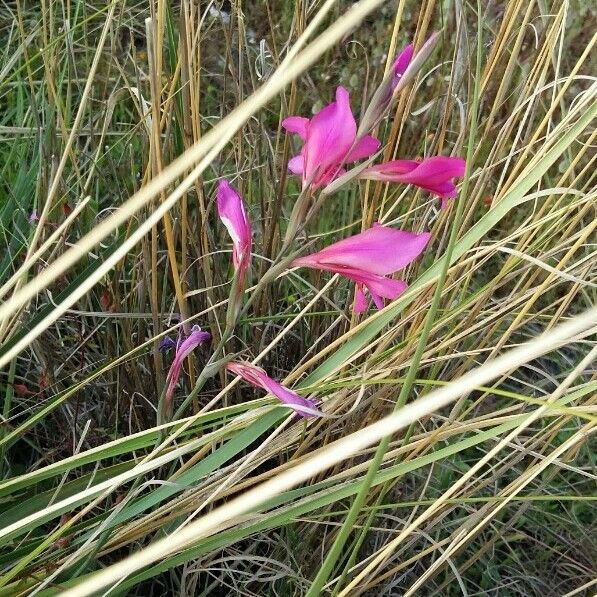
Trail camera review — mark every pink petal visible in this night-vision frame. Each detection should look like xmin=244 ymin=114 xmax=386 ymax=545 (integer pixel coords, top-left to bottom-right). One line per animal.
xmin=392 ymin=44 xmax=414 ymax=80
xmin=345 ymin=135 xmax=381 ymax=162
xmin=400 ymin=156 xmax=466 ymax=186
xmin=287 ymin=155 xmax=304 ymax=175
xmin=363 ymin=160 xmax=419 ymax=177
xmin=217 ymin=179 xmax=252 ymax=272
xmin=390 ymin=34 xmax=440 ymax=96
xmin=354 ymin=284 xmax=368 ymax=313
xmin=166 ymin=363 xmax=183 ymax=403
xmin=282 ymin=116 xmax=310 ymax=140
xmin=303 ymin=87 xmax=357 ymax=183
xmin=369 ymin=290 xmax=385 ymax=310
xmin=293 ymin=225 xmax=431 ymax=277
xmin=360 ymin=157 xmax=466 ymax=199
xmin=351 ymin=275 xmax=407 ymax=313
xmin=440 ymin=196 xmax=453 ymax=210
xmin=316 ymin=166 xmax=347 ymax=187
xmin=429 ymin=182 xmax=458 ymax=198
xmin=395 ymin=157 xmax=465 ymax=199
xmin=362 ymin=275 xmax=407 ymax=302
xmin=260 ymin=377 xmax=322 ymax=418
xmin=226 ymin=362 xmax=321 ymax=418
xmin=174 ymin=329 xmax=211 ymax=365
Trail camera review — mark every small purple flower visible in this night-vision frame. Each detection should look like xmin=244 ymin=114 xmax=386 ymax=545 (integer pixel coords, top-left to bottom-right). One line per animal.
xmin=158 ymin=336 xmax=177 ymax=353
xmin=165 ymin=326 xmax=211 ymax=402
xmin=29 ymin=209 xmax=39 ymax=223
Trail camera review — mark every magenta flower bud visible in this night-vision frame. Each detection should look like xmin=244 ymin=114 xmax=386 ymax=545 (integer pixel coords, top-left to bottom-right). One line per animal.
xmin=358 ymin=34 xmax=440 ymax=137
xmin=388 ymin=43 xmax=414 ymax=98
xmin=217 ymin=179 xmax=252 ymax=283
xmin=360 ymin=156 xmax=466 ymax=208
xmin=226 ymin=361 xmax=321 ymax=418
xmin=293 ymin=224 xmax=430 ymax=313
xmin=282 ymin=86 xmax=380 ymax=190
xmin=165 ymin=326 xmax=211 ymax=402
xmin=395 ymin=32 xmax=440 ymax=93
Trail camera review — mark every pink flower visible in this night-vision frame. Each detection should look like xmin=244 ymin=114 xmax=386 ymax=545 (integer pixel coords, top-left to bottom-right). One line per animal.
xmin=282 ymin=86 xmax=380 ymax=189
xmin=360 ymin=157 xmax=466 ymax=208
xmin=226 ymin=361 xmax=321 ymax=418
xmin=293 ymin=224 xmax=430 ymax=313
xmin=217 ymin=179 xmax=252 ymax=281
xmin=165 ymin=326 xmax=211 ymax=402
xmin=29 ymin=209 xmax=39 ymax=222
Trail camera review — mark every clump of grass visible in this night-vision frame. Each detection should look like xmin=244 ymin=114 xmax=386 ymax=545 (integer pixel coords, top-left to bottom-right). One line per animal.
xmin=0 ymin=0 xmax=595 ymax=595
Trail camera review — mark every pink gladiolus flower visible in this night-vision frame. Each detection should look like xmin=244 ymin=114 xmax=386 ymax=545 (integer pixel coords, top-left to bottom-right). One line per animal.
xmin=282 ymin=86 xmax=380 ymax=189
xmin=293 ymin=224 xmax=431 ymax=313
xmin=226 ymin=361 xmax=321 ymax=418
xmin=165 ymin=326 xmax=211 ymax=402
xmin=217 ymin=179 xmax=252 ymax=280
xmin=360 ymin=157 xmax=466 ymax=208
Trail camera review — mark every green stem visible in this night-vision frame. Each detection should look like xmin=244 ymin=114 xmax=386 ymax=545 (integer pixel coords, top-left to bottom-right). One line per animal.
xmin=281 ymin=186 xmax=313 ymax=251
xmin=0 ymin=358 xmax=17 ymax=478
